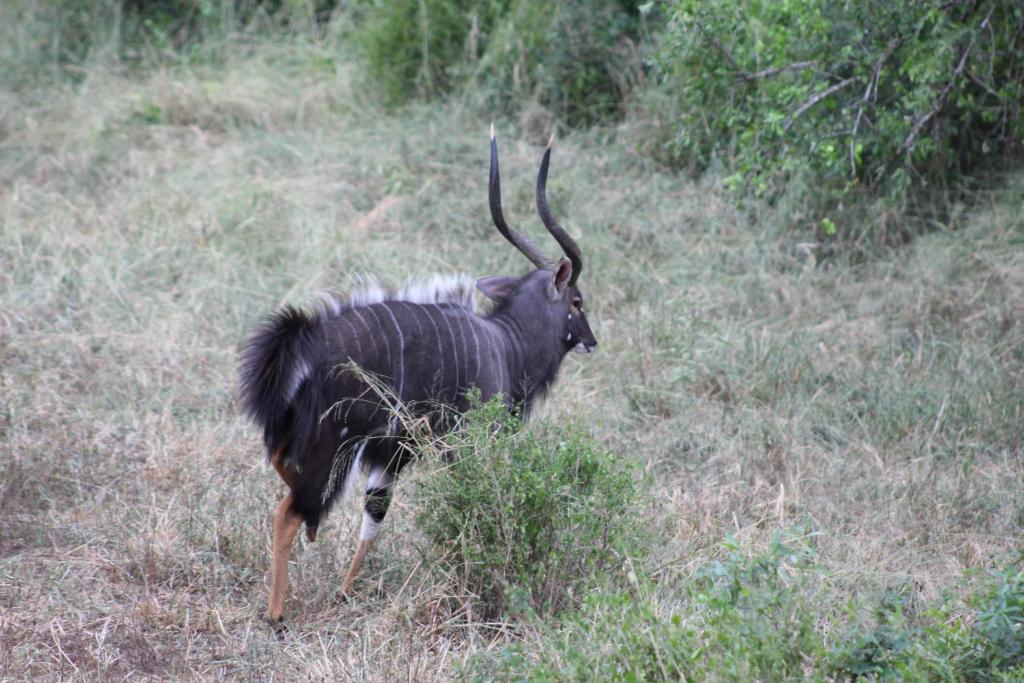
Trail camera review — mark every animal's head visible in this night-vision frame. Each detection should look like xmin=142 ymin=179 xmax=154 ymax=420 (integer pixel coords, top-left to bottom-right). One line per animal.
xmin=476 ymin=127 xmax=597 ymax=355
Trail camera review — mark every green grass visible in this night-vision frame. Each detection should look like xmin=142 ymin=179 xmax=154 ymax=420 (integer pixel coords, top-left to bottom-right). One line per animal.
xmin=1 ymin=30 xmax=1022 ymax=679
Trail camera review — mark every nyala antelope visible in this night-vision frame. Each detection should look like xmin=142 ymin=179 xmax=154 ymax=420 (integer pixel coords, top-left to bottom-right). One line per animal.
xmin=240 ymin=128 xmax=597 ymax=625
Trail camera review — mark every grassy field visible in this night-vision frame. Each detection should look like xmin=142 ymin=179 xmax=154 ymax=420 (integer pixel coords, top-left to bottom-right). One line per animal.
xmin=2 ymin=37 xmax=1022 ymax=680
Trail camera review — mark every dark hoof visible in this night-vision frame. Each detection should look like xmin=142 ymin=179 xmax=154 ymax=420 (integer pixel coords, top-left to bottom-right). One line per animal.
xmin=305 ymin=525 xmax=318 ymax=542
xmin=268 ymin=615 xmax=289 ymax=637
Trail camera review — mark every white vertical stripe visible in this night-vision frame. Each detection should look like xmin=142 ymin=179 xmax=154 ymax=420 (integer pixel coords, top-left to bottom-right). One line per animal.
xmin=452 ymin=312 xmax=471 ymax=392
xmin=398 ymin=302 xmax=427 ymax=406
xmin=484 ymin=323 xmax=507 ymax=394
xmin=397 ymin=302 xmax=424 ymax=337
xmin=466 ymin=317 xmax=482 ymax=387
xmin=380 ymin=303 xmax=406 ymax=400
xmin=350 ymin=308 xmax=373 ymax=360
xmin=420 ymin=305 xmax=446 ymax=394
xmin=339 ymin=315 xmax=363 ymax=358
xmin=365 ymin=305 xmax=392 ymax=370
xmin=436 ymin=306 xmax=461 ymax=393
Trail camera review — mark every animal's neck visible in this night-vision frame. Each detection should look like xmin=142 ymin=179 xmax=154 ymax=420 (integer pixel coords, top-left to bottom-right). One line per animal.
xmin=486 ymin=308 xmax=567 ymax=408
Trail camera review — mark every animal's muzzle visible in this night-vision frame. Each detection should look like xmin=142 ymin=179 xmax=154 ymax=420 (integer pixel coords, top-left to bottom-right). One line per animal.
xmin=573 ymin=341 xmax=597 ymax=354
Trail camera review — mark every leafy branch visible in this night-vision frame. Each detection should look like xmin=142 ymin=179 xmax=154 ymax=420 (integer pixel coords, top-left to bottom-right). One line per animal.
xmin=655 ymin=0 xmax=1024 ymax=241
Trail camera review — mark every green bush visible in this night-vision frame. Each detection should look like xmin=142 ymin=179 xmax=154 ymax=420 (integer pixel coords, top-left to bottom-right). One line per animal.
xmin=651 ymin=0 xmax=1024 ymax=243
xmin=415 ymin=396 xmax=643 ymax=620
xmin=0 ymin=0 xmax=337 ymax=87
xmin=353 ymin=0 xmax=504 ymax=106
xmin=353 ymin=0 xmax=644 ymax=126
xmin=476 ymin=0 xmax=644 ymax=126
xmin=830 ymin=563 xmax=1024 ymax=681
xmin=468 ymin=533 xmax=825 ymax=681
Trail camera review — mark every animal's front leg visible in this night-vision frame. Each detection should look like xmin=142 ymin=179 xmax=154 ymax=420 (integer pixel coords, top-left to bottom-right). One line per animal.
xmin=340 ymin=467 xmax=394 ymax=598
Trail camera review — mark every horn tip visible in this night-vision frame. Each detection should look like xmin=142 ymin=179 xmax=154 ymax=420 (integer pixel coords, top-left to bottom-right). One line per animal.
xmin=490 ymin=123 xmax=496 ymax=141
xmin=546 ymin=134 xmax=555 ymax=149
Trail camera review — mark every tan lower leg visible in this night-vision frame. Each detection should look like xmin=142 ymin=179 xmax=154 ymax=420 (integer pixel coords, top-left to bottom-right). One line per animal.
xmin=268 ymin=493 xmax=303 ymax=622
xmin=271 ymin=448 xmax=317 ymax=542
xmin=339 ymin=538 xmax=372 ymax=597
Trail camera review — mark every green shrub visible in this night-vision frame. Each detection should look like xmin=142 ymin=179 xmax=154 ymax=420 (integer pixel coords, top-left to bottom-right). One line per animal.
xmin=690 ymin=533 xmax=823 ymax=679
xmin=353 ymin=0 xmax=644 ymax=126
xmin=475 ymin=0 xmax=644 ymax=127
xmin=352 ymin=0 xmax=501 ymax=106
xmin=651 ymin=0 xmax=1024 ymax=244
xmin=469 ymin=533 xmax=826 ymax=682
xmin=415 ymin=396 xmax=643 ymax=620
xmin=969 ymin=565 xmax=1024 ymax=676
xmin=830 ymin=562 xmax=1024 ymax=681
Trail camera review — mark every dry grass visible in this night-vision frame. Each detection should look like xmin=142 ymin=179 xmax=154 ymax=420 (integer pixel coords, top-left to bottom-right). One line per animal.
xmin=1 ymin=36 xmax=1022 ymax=680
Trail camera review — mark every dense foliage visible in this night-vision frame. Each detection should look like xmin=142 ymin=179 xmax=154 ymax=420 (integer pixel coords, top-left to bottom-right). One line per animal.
xmin=652 ymin=0 xmax=1024 ymax=240
xmin=354 ymin=0 xmax=644 ymax=126
xmin=352 ymin=0 xmax=502 ymax=107
xmin=829 ymin=564 xmax=1024 ymax=681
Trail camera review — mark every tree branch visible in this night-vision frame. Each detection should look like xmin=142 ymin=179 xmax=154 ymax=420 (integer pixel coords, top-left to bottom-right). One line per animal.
xmin=738 ymin=61 xmax=817 ymax=81
xmin=880 ymin=32 xmax=977 ymax=180
xmin=850 ymin=37 xmax=902 ymax=177
xmin=877 ymin=5 xmax=992 ymax=181
xmin=784 ymin=76 xmax=860 ymax=132
xmin=964 ymin=67 xmax=999 ymax=98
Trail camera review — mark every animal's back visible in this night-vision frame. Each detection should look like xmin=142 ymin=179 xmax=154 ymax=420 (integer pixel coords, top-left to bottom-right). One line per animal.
xmin=316 ymin=299 xmax=506 ymax=408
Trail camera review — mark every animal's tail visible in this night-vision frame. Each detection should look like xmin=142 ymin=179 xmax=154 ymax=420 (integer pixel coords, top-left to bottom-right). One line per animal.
xmin=239 ymin=305 xmax=319 ymax=456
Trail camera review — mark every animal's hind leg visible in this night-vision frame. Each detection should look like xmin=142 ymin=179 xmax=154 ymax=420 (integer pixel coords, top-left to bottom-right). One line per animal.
xmin=270 ymin=446 xmax=295 ymax=487
xmin=268 ymin=492 xmax=303 ymax=623
xmin=271 ymin=446 xmax=317 ymax=542
xmin=340 ymin=466 xmax=395 ymax=597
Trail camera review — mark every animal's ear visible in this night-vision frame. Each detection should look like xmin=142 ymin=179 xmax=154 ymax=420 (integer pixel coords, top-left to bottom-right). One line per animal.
xmin=547 ymin=257 xmax=573 ymax=300
xmin=476 ymin=275 xmax=518 ymax=302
